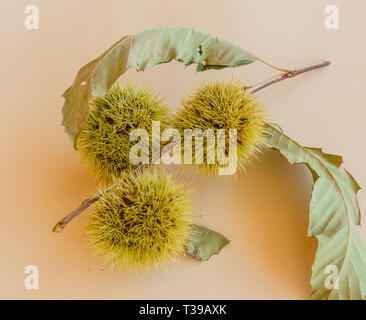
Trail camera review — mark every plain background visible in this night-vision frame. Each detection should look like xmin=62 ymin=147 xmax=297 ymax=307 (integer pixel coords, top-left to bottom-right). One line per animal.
xmin=0 ymin=0 xmax=365 ymax=299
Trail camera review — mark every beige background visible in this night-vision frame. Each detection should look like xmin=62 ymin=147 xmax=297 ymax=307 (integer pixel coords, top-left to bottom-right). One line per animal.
xmin=0 ymin=0 xmax=365 ymax=299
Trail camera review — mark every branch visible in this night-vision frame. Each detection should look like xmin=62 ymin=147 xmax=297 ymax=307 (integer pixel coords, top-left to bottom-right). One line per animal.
xmin=53 ymin=146 xmax=171 ymax=233
xmin=251 ymin=61 xmax=330 ymax=93
xmin=52 ymin=195 xmax=99 ymax=232
xmin=52 ymin=60 xmax=330 ymax=233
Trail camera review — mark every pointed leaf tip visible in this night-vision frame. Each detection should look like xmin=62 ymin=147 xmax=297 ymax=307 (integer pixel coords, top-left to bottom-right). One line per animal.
xmin=187 ymin=225 xmax=230 ymax=261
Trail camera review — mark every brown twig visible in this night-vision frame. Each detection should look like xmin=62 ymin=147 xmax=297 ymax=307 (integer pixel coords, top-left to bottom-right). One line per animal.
xmin=52 ymin=145 xmax=173 ymax=233
xmin=52 ymin=60 xmax=330 ymax=233
xmin=251 ymin=61 xmax=330 ymax=93
xmin=52 ymin=195 xmax=99 ymax=232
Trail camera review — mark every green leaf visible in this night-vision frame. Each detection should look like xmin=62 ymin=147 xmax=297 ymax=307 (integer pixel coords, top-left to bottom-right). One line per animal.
xmin=264 ymin=123 xmax=366 ymax=300
xmin=62 ymin=26 xmax=256 ymax=148
xmin=187 ymin=225 xmax=230 ymax=261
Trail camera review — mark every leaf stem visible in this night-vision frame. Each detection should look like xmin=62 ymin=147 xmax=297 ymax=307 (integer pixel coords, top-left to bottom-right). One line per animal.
xmin=256 ymin=57 xmax=292 ymax=72
xmin=52 ymin=60 xmax=330 ymax=233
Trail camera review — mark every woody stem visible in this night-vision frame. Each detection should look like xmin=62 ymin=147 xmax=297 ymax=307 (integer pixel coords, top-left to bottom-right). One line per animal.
xmin=52 ymin=60 xmax=330 ymax=233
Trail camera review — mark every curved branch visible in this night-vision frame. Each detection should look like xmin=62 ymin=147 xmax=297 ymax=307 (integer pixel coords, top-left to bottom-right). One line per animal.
xmin=52 ymin=60 xmax=330 ymax=233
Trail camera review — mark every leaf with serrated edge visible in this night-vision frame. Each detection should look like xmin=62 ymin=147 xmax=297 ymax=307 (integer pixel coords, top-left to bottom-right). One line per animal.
xmin=187 ymin=225 xmax=230 ymax=261
xmin=62 ymin=26 xmax=256 ymax=148
xmin=264 ymin=123 xmax=366 ymax=300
